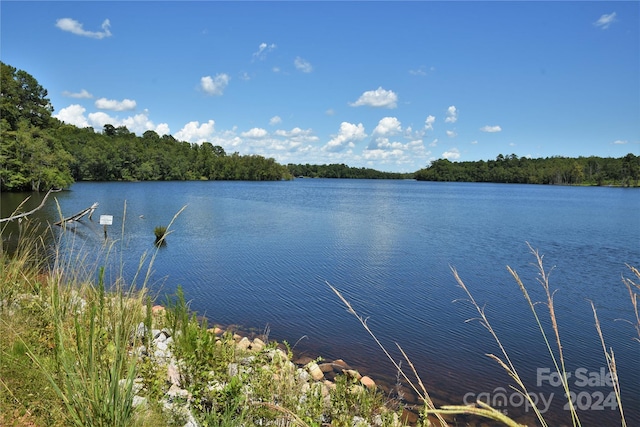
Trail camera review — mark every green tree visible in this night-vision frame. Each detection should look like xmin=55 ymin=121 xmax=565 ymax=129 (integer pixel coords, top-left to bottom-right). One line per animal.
xmin=0 ymin=120 xmax=73 ymax=191
xmin=0 ymin=62 xmax=54 ymax=131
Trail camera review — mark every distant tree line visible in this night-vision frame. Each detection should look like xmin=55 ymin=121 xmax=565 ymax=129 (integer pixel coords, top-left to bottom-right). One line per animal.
xmin=415 ymin=154 xmax=640 ymax=187
xmin=287 ymin=163 xmax=411 ymax=179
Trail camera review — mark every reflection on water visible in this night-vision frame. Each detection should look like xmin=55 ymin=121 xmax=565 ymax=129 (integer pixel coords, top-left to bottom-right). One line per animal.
xmin=2 ymin=180 xmax=639 ymax=425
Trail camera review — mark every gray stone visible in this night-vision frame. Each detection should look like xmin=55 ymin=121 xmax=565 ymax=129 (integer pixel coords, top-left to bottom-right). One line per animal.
xmin=136 ymin=322 xmax=148 ymax=340
xmin=228 ymin=363 xmax=239 ymax=377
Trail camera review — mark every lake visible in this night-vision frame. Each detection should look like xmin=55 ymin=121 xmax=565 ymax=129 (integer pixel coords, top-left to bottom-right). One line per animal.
xmin=2 ymin=179 xmax=639 ymax=426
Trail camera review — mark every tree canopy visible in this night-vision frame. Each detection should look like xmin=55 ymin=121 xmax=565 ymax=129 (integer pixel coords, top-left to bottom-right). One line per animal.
xmin=415 ymin=154 xmax=640 ymax=187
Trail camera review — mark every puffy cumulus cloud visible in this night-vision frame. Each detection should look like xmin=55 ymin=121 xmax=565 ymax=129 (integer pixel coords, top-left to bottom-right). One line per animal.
xmin=241 ymin=128 xmax=268 ymax=138
xmin=95 ymin=97 xmax=137 ymax=111
xmin=373 ymin=117 xmax=402 ymax=136
xmin=425 ymin=115 xmax=435 ymax=131
xmin=612 ymin=139 xmax=628 ymax=145
xmin=362 ymin=148 xmax=405 ymax=161
xmin=480 ymin=125 xmax=502 ymax=133
xmin=56 ymin=104 xmax=169 ymax=135
xmin=294 ymin=57 xmax=313 ymax=73
xmin=350 ymin=87 xmax=398 ymax=109
xmin=429 ymin=138 xmax=438 ymax=147
xmin=86 ymin=111 xmax=113 ymax=128
xmin=201 ymin=74 xmax=230 ymax=96
xmin=446 ymin=130 xmax=457 ymax=138
xmin=253 ymin=42 xmax=276 ymax=60
xmin=269 ymin=116 xmax=282 ymax=126
xmin=62 ymin=89 xmax=93 ymax=99
xmin=56 ymin=18 xmax=112 ymax=39
xmin=155 ymin=123 xmax=170 ymax=136
xmin=120 ymin=111 xmax=169 ymax=135
xmin=324 ymin=122 xmax=367 ymax=152
xmin=87 ymin=110 xmax=169 ymax=135
xmin=54 ymin=104 xmax=89 ymax=128
xmin=274 ymin=127 xmax=316 ymax=141
xmin=362 ymin=139 xmax=430 ymax=169
xmin=594 ymin=12 xmax=617 ymax=29
xmin=442 ymin=148 xmax=461 ymax=160
xmin=444 ymin=105 xmax=458 ymax=123
xmin=175 ymin=120 xmax=216 ymax=143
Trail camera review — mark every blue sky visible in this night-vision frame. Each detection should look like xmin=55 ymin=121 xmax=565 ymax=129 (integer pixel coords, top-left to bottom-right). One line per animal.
xmin=2 ymin=1 xmax=638 ymax=172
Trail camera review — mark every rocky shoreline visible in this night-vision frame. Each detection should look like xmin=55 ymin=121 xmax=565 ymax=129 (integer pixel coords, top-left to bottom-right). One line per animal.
xmin=143 ymin=304 xmax=425 ymax=426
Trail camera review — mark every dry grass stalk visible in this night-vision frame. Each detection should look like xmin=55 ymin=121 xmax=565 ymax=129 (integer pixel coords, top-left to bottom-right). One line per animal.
xmin=327 ymin=282 xmax=449 ymax=427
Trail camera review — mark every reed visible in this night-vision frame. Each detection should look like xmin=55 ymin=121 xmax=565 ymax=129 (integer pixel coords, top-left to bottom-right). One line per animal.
xmin=330 ymin=243 xmax=635 ymax=427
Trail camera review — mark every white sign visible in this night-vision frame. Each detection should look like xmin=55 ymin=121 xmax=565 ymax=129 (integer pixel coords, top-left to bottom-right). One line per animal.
xmin=99 ymin=215 xmax=113 ymax=225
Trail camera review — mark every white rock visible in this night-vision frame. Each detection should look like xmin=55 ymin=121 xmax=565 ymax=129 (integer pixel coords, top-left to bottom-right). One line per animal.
xmin=132 ymin=395 xmax=147 ymax=408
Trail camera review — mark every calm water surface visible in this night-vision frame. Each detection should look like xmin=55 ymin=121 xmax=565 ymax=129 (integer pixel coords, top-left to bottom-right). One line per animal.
xmin=2 ymin=180 xmax=639 ymax=426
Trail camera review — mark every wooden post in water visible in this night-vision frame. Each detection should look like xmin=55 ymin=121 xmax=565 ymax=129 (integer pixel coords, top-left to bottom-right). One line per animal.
xmin=99 ymin=215 xmax=113 ymax=240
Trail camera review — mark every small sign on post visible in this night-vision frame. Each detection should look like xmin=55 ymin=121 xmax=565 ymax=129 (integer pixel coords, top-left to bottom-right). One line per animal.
xmin=100 ymin=215 xmax=113 ymax=239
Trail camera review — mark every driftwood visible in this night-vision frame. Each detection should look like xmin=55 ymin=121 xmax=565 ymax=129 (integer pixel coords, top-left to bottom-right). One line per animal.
xmin=54 ymin=202 xmax=99 ymax=226
xmin=0 ymin=188 xmax=61 ymax=224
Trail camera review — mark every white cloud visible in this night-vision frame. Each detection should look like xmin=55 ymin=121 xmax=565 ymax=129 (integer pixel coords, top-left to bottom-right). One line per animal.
xmin=429 ymin=138 xmax=438 ymax=147
xmin=120 ymin=111 xmax=169 ymax=135
xmin=325 ymin=109 xmax=335 ymax=116
xmin=241 ymin=128 xmax=268 ymax=138
xmin=425 ymin=115 xmax=435 ymax=131
xmin=201 ymin=74 xmax=230 ymax=96
xmin=95 ymin=97 xmax=136 ymax=111
xmin=274 ymin=127 xmax=315 ymax=139
xmin=54 ymin=104 xmax=89 ymax=128
xmin=269 ymin=116 xmax=282 ymax=126
xmin=56 ymin=18 xmax=111 ymax=39
xmin=350 ymin=87 xmax=398 ymax=109
xmin=324 ymin=122 xmax=367 ymax=152
xmin=86 ymin=111 xmax=112 ymax=128
xmin=373 ymin=117 xmax=402 ymax=136
xmin=362 ymin=148 xmax=405 ymax=161
xmin=444 ymin=105 xmax=458 ymax=123
xmin=613 ymin=139 xmax=628 ymax=145
xmin=294 ymin=57 xmax=313 ymax=73
xmin=446 ymin=130 xmax=457 ymax=138
xmin=155 ymin=123 xmax=170 ymax=136
xmin=470 ymin=140 xmax=478 ymax=145
xmin=253 ymin=42 xmax=276 ymax=60
xmin=594 ymin=12 xmax=617 ymax=30
xmin=55 ymin=103 xmax=168 ymax=135
xmin=175 ymin=120 xmax=216 ymax=143
xmin=62 ymin=89 xmax=93 ymax=99
xmin=480 ymin=125 xmax=502 ymax=133
xmin=442 ymin=148 xmax=460 ymax=160
xmin=409 ymin=66 xmax=427 ymax=76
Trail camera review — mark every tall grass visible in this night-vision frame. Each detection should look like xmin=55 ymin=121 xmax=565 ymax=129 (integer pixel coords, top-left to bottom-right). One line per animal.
xmin=1 ymin=202 xmax=186 ymax=426
xmin=330 ymin=243 xmax=638 ymax=427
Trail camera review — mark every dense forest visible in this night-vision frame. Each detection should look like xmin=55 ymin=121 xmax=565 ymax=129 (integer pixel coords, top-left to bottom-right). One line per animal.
xmin=0 ymin=62 xmax=292 ymax=192
xmin=415 ymin=154 xmax=640 ymax=186
xmin=1 ymin=61 xmax=638 ymax=192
